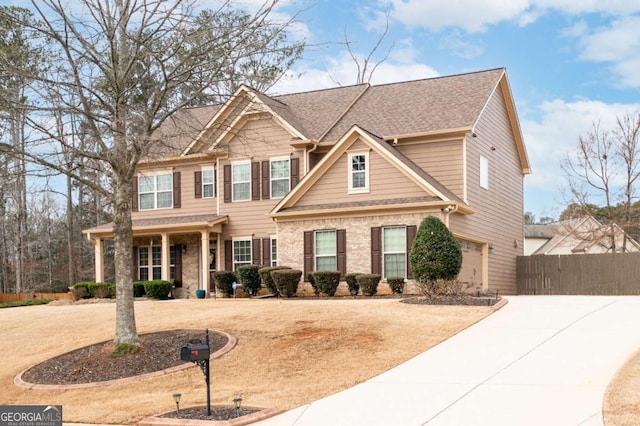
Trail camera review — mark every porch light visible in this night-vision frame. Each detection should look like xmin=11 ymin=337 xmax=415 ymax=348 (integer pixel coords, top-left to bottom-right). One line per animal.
xmin=233 ymin=396 xmax=242 ymax=418
xmin=173 ymin=392 xmax=181 ymax=416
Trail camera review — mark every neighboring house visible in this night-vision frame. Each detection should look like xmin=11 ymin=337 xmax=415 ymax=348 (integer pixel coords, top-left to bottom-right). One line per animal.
xmin=524 ymin=216 xmax=640 ymax=255
xmin=83 ymin=68 xmax=530 ymax=296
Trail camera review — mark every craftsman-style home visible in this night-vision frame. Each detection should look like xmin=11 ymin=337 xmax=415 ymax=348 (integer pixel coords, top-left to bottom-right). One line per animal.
xmin=83 ymin=68 xmax=530 ymax=296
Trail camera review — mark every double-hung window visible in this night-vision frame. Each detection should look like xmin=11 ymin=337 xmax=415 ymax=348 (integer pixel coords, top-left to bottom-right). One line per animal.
xmin=202 ymin=168 xmax=215 ymax=198
xmin=383 ymin=227 xmax=406 ymax=279
xmin=232 ymin=161 xmax=251 ymax=201
xmin=349 ymin=152 xmax=369 ymax=193
xmin=270 ymin=158 xmax=290 ymax=198
xmin=271 ymin=237 xmax=278 ymax=266
xmin=138 ymin=246 xmax=162 ymax=280
xmin=233 ymin=239 xmax=252 ymax=271
xmin=315 ymin=230 xmax=337 ymax=271
xmin=139 ymin=173 xmax=173 ymax=210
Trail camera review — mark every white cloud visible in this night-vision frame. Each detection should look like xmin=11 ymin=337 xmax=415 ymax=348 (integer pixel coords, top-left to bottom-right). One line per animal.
xmin=271 ymin=51 xmax=438 ymax=94
xmin=382 ymin=0 xmax=640 ymax=33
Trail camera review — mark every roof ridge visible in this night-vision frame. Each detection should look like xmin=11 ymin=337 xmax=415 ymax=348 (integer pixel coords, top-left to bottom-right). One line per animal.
xmin=359 ymin=67 xmax=505 ymax=90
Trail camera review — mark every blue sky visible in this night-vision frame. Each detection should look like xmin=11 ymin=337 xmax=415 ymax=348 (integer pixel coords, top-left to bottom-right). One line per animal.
xmin=267 ymin=0 xmax=640 ymax=221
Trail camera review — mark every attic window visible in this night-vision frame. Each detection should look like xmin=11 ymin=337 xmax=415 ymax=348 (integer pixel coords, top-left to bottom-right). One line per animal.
xmin=348 ymin=152 xmax=369 ymax=194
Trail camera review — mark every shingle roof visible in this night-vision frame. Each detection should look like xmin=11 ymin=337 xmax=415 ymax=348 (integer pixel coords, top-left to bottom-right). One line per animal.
xmin=84 ymin=214 xmax=227 ymax=234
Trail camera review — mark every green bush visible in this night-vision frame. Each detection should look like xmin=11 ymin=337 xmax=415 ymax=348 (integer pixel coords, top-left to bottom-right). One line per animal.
xmin=409 ymin=216 xmax=462 ymax=298
xmin=259 ymin=266 xmax=291 ymax=295
xmin=345 ymin=273 xmax=363 ymax=296
xmin=143 ymin=280 xmax=172 ymax=299
xmin=307 ymin=272 xmax=319 ymax=295
xmin=237 ymin=265 xmax=263 ymax=296
xmin=387 ymin=277 xmax=405 ymax=295
xmin=213 ymin=271 xmax=237 ymax=297
xmin=312 ymin=271 xmax=341 ymax=297
xmin=357 ymin=274 xmax=382 ymax=296
xmin=133 ymin=281 xmax=146 ymax=297
xmin=71 ymin=282 xmax=90 ymax=300
xmin=87 ymin=282 xmax=113 ymax=299
xmin=271 ymin=269 xmax=302 ymax=298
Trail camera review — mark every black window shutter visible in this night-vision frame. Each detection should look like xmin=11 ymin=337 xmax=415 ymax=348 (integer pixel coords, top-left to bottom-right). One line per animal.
xmin=251 ymin=162 xmax=260 ymax=201
xmin=173 ymin=171 xmax=181 ymax=208
xmin=371 ymin=227 xmax=382 ymax=275
xmin=224 ymin=240 xmax=233 ymax=271
xmin=303 ymin=231 xmax=314 ymax=280
xmin=291 ymin=157 xmax=300 ymax=188
xmin=252 ymin=238 xmax=261 ymax=265
xmin=214 ymin=168 xmax=217 ymax=198
xmin=337 ymin=229 xmax=346 ymax=279
xmin=406 ymin=225 xmax=417 ymax=279
xmin=132 ymin=246 xmax=138 ymax=280
xmin=223 ymin=165 xmax=231 ymax=203
xmin=262 ymin=160 xmax=270 ymax=199
xmin=174 ymin=245 xmax=183 ymax=287
xmin=131 ymin=177 xmax=138 ymax=212
xmin=262 ymin=238 xmax=271 ymax=266
xmin=194 ymin=171 xmax=202 ymax=199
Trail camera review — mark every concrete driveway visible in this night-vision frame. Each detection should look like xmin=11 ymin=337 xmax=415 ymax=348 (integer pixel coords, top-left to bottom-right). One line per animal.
xmin=256 ymin=296 xmax=640 ymax=425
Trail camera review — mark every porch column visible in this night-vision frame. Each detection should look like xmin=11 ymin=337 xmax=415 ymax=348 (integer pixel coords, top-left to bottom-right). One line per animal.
xmin=201 ymin=231 xmax=210 ymax=292
xmin=161 ymin=232 xmax=169 ymax=281
xmin=94 ymin=238 xmax=104 ymax=283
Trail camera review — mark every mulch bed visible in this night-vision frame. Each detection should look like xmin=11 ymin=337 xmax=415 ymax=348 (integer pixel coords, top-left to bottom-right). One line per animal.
xmin=20 ymin=329 xmax=228 ymax=385
xmin=160 ymin=406 xmax=259 ymax=420
xmin=401 ymin=295 xmax=501 ymax=306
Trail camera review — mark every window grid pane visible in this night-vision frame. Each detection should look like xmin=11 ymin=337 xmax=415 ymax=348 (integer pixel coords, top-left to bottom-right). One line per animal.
xmin=351 ymin=154 xmax=366 ymax=189
xmin=232 ymin=163 xmax=250 ymax=201
xmin=139 ymin=174 xmax=172 ymax=209
xmin=233 ymin=240 xmax=252 ymax=270
xmin=271 ymin=238 xmax=277 ymax=266
xmin=203 ymin=169 xmax=214 ymax=198
xmin=383 ymin=227 xmax=406 ymax=278
xmin=315 ymin=231 xmax=336 ymax=271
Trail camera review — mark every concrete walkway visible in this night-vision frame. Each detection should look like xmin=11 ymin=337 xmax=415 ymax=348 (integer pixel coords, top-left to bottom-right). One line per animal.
xmin=255 ymin=296 xmax=640 ymax=426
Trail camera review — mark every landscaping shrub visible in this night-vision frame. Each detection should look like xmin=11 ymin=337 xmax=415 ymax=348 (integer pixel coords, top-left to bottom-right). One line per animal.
xmin=213 ymin=271 xmax=237 ymax=297
xmin=133 ymin=281 xmax=146 ymax=297
xmin=87 ymin=282 xmax=113 ymax=299
xmin=345 ymin=273 xmax=363 ymax=296
xmin=387 ymin=277 xmax=405 ymax=295
xmin=143 ymin=280 xmax=172 ymax=299
xmin=259 ymin=266 xmax=291 ymax=295
xmin=271 ymin=269 xmax=302 ymax=298
xmin=409 ymin=216 xmax=462 ymax=299
xmin=237 ymin=265 xmax=263 ymax=296
xmin=357 ymin=274 xmax=382 ymax=296
xmin=307 ymin=272 xmax=319 ymax=296
xmin=312 ymin=271 xmax=341 ymax=297
xmin=71 ymin=282 xmax=90 ymax=300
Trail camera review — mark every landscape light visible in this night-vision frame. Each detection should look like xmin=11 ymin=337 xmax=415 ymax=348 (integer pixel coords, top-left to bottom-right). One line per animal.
xmin=172 ymin=392 xmax=181 ymax=416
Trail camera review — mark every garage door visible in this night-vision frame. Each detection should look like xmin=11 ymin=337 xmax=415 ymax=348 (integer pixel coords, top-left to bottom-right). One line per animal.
xmin=457 ymin=239 xmax=483 ymax=289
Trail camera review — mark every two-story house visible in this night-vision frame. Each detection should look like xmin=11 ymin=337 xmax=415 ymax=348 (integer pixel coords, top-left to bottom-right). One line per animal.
xmin=83 ymin=68 xmax=530 ymax=296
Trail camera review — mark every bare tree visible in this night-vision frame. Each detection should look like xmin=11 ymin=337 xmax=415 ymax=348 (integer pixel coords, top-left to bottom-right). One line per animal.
xmin=562 ymin=113 xmax=640 ymax=252
xmin=2 ymin=0 xmax=304 ymax=345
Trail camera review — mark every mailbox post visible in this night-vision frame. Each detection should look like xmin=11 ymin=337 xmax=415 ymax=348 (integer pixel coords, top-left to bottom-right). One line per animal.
xmin=180 ymin=329 xmax=212 ymax=415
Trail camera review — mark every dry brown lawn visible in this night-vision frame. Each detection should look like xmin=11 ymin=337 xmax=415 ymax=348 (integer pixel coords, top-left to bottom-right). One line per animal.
xmin=2 ymin=298 xmax=492 ymax=424
xmin=604 ymin=348 xmax=640 ymax=425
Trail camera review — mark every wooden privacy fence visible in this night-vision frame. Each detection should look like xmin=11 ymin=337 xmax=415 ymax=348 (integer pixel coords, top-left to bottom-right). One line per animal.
xmin=517 ymin=252 xmax=640 ymax=295
xmin=0 ymin=292 xmax=73 ymax=303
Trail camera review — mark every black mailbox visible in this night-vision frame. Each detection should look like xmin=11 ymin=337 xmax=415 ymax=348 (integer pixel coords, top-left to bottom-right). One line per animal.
xmin=180 ymin=343 xmax=210 ymax=362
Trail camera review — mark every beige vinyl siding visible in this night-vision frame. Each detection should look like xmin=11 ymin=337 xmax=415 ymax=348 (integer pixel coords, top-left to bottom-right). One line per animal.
xmin=219 ymin=117 xmax=300 ymax=239
xmin=449 ymin=86 xmax=524 ymax=294
xmin=133 ymin=162 xmax=217 ymax=220
xmin=296 ymin=138 xmax=427 ymax=207
xmin=396 ymin=139 xmax=465 ymax=199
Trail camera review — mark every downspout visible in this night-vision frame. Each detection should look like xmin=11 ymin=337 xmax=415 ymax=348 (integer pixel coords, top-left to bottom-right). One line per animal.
xmin=441 ymin=204 xmax=458 ymax=228
xmin=306 ymin=142 xmax=318 ymax=174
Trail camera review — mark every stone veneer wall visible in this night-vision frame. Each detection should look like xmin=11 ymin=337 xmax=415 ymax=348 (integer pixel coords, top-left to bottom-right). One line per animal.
xmin=276 ymin=212 xmax=441 ymax=294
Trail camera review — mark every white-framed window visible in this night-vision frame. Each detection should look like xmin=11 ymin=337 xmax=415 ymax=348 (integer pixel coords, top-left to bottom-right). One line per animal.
xmin=315 ymin=230 xmax=337 ymax=271
xmin=271 ymin=237 xmax=278 ymax=266
xmin=349 ymin=152 xmax=369 ymax=193
xmin=139 ymin=173 xmax=173 ymax=210
xmin=383 ymin=226 xmax=406 ymax=279
xmin=232 ymin=161 xmax=251 ymax=201
xmin=480 ymin=155 xmax=489 ymax=189
xmin=270 ymin=157 xmax=290 ymax=199
xmin=233 ymin=239 xmax=252 ymax=271
xmin=138 ymin=246 xmax=162 ymax=280
xmin=202 ymin=168 xmax=215 ymax=198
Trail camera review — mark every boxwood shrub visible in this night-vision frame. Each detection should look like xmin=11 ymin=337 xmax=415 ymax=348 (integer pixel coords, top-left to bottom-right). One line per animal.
xmin=133 ymin=281 xmax=146 ymax=297
xmin=307 ymin=272 xmax=319 ymax=296
xmin=237 ymin=265 xmax=263 ymax=296
xmin=345 ymin=273 xmax=363 ymax=296
xmin=259 ymin=266 xmax=291 ymax=295
xmin=357 ymin=274 xmax=382 ymax=296
xmin=311 ymin=271 xmax=341 ymax=297
xmin=87 ymin=282 xmax=113 ymax=299
xmin=213 ymin=271 xmax=237 ymax=297
xmin=71 ymin=282 xmax=90 ymax=300
xmin=143 ymin=280 xmax=173 ymax=299
xmin=387 ymin=277 xmax=405 ymax=295
xmin=271 ymin=269 xmax=302 ymax=298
